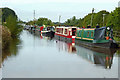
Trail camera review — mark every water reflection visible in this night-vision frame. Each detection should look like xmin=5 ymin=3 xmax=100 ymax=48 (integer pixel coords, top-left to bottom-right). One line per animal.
xmin=55 ymin=40 xmax=76 ymax=53
xmin=2 ymin=37 xmax=22 ymax=63
xmin=2 ymin=30 xmax=118 ymax=78
xmin=55 ymin=40 xmax=116 ymax=69
xmin=32 ymin=31 xmax=53 ymax=40
xmin=35 ymin=32 xmax=76 ymax=53
xmin=33 ymin=30 xmax=117 ymax=69
xmin=75 ymin=45 xmax=116 ymax=69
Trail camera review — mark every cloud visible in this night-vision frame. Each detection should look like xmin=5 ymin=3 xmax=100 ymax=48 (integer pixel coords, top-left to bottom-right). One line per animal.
xmin=0 ymin=0 xmax=119 ymax=22
xmin=1 ymin=0 xmax=118 ymax=4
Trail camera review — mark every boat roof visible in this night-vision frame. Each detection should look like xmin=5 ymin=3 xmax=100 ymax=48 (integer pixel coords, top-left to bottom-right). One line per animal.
xmin=56 ymin=26 xmax=77 ymax=28
xmin=77 ymin=27 xmax=106 ymax=30
xmin=77 ymin=28 xmax=95 ymax=30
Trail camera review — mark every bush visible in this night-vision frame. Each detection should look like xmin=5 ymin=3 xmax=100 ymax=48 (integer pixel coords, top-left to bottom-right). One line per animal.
xmin=1 ymin=26 xmax=11 ymax=50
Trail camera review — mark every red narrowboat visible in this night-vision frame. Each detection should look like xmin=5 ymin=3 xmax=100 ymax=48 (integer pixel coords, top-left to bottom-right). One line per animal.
xmin=55 ymin=26 xmax=77 ymax=43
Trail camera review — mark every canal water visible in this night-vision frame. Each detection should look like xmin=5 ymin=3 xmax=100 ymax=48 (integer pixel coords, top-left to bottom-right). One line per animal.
xmin=2 ymin=30 xmax=119 ymax=78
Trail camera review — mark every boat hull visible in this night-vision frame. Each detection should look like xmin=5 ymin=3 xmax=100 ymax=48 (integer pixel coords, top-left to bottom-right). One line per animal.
xmin=34 ymin=30 xmax=55 ymax=37
xmin=75 ymin=38 xmax=118 ymax=48
xmin=55 ymin=34 xmax=75 ymax=43
xmin=42 ymin=31 xmax=55 ymax=37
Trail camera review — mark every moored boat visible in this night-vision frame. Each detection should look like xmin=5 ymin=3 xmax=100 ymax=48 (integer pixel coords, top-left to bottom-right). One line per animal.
xmin=75 ymin=26 xmax=119 ymax=48
xmin=55 ymin=26 xmax=77 ymax=43
xmin=41 ymin=26 xmax=55 ymax=37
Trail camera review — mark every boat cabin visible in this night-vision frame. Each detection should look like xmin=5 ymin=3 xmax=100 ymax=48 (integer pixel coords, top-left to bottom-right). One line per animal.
xmin=55 ymin=26 xmax=76 ymax=37
xmin=76 ymin=27 xmax=113 ymax=43
xmin=55 ymin=26 xmax=77 ymax=42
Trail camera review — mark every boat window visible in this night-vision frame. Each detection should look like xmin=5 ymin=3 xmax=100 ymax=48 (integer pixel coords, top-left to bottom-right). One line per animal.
xmin=62 ymin=28 xmax=63 ymax=34
xmin=58 ymin=28 xmax=59 ymax=33
xmin=79 ymin=31 xmax=81 ymax=36
xmin=57 ymin=29 xmax=59 ymax=32
xmin=72 ymin=28 xmax=76 ymax=36
xmin=91 ymin=32 xmax=93 ymax=37
xmin=60 ymin=28 xmax=62 ymax=33
xmin=57 ymin=28 xmax=59 ymax=33
xmin=87 ymin=31 xmax=89 ymax=37
xmin=61 ymin=28 xmax=63 ymax=34
xmin=64 ymin=29 xmax=67 ymax=34
xmin=58 ymin=28 xmax=60 ymax=33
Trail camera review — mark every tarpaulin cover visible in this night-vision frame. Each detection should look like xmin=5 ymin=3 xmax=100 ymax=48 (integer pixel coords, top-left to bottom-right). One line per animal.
xmin=94 ymin=27 xmax=106 ymax=40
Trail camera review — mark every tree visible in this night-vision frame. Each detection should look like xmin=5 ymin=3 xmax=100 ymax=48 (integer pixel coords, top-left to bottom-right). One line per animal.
xmin=0 ymin=8 xmax=2 ymax=25
xmin=106 ymin=8 xmax=120 ymax=30
xmin=64 ymin=16 xmax=78 ymax=26
xmin=6 ymin=15 xmax=22 ymax=38
xmin=82 ymin=13 xmax=92 ymax=27
xmin=92 ymin=10 xmax=109 ymax=27
xmin=2 ymin=7 xmax=17 ymax=23
xmin=28 ymin=17 xmax=54 ymax=26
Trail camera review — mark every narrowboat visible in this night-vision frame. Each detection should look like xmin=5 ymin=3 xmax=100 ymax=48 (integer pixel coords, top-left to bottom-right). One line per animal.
xmin=75 ymin=27 xmax=118 ymax=48
xmin=55 ymin=26 xmax=77 ymax=43
xmin=41 ymin=26 xmax=55 ymax=37
xmin=34 ymin=26 xmax=55 ymax=37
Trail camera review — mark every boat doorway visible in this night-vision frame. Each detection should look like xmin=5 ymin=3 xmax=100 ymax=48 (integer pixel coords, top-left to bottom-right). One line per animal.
xmin=72 ymin=28 xmax=76 ymax=36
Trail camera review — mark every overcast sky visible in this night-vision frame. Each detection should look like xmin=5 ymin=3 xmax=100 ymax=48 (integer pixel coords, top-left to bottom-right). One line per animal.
xmin=0 ymin=0 xmax=119 ymax=22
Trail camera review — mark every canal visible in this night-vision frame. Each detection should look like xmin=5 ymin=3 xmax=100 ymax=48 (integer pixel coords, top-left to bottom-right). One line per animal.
xmin=2 ymin=30 xmax=119 ymax=78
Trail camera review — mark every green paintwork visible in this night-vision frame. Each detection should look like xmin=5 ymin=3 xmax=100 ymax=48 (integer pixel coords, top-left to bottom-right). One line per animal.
xmin=76 ymin=29 xmax=95 ymax=41
xmin=75 ymin=38 xmax=93 ymax=43
xmin=93 ymin=40 xmax=109 ymax=43
xmin=76 ymin=28 xmax=110 ymax=43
